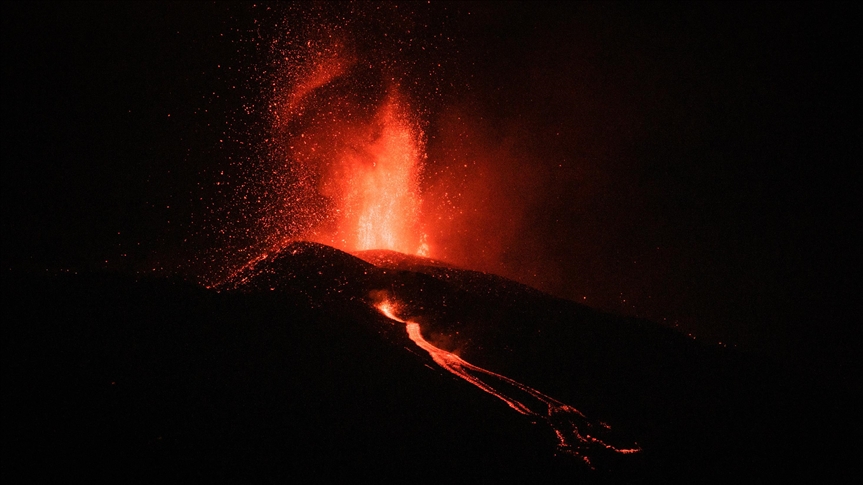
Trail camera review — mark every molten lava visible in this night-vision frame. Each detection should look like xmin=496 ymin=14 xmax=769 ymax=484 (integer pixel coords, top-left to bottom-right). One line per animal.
xmin=325 ymin=93 xmax=425 ymax=255
xmin=376 ymin=298 xmax=641 ymax=466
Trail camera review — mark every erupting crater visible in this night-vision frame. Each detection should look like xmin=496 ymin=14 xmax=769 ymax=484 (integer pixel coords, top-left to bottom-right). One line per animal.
xmin=224 ymin=13 xmax=645 ymax=470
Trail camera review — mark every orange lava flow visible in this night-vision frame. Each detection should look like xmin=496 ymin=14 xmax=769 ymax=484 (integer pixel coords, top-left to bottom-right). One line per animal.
xmin=375 ymin=299 xmax=641 ymax=466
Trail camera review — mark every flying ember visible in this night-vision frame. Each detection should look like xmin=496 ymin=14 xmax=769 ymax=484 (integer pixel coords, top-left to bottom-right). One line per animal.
xmin=265 ymin=26 xmax=428 ymax=259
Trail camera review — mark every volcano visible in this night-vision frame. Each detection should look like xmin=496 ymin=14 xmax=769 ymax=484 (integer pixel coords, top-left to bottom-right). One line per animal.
xmin=4 ymin=2 xmax=857 ymax=482
xmin=3 ymin=242 xmax=831 ymax=482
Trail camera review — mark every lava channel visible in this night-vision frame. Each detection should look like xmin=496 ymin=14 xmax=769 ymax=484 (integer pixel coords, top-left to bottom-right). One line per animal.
xmin=376 ymin=299 xmax=641 ymax=467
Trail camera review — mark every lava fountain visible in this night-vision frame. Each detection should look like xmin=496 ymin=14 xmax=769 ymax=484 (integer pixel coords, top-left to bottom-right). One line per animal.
xmin=266 ymin=30 xmax=428 ymax=259
xmin=321 ymin=91 xmax=426 ymax=255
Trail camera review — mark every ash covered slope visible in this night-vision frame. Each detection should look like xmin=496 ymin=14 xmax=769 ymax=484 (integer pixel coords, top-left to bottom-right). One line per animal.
xmin=4 ymin=242 xmax=829 ymax=482
xmin=4 ymin=266 xmax=568 ymax=482
xmin=224 ymin=242 xmax=811 ymax=480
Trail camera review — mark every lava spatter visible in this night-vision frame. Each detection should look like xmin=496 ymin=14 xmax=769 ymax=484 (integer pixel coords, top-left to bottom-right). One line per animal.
xmin=267 ymin=25 xmax=428 ymax=258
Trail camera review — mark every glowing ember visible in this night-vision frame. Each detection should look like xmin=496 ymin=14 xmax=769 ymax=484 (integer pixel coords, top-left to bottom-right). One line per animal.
xmin=375 ymin=299 xmax=641 ymax=466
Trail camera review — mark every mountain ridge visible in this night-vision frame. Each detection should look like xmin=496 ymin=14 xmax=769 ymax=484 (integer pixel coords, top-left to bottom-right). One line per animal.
xmin=3 ymin=242 xmax=841 ymax=481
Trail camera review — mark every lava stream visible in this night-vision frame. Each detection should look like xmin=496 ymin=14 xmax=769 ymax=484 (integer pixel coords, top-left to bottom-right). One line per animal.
xmin=376 ymin=300 xmax=641 ymax=466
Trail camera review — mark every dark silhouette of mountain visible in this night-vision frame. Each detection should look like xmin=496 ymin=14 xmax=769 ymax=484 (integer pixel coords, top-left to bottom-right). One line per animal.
xmin=2 ymin=242 xmax=851 ymax=482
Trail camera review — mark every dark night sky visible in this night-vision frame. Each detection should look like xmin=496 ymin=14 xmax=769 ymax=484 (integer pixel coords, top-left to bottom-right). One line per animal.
xmin=3 ymin=2 xmax=859 ymax=369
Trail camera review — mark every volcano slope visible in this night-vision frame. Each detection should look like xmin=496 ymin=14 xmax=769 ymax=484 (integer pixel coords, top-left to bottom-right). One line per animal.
xmin=3 ymin=242 xmax=835 ymax=482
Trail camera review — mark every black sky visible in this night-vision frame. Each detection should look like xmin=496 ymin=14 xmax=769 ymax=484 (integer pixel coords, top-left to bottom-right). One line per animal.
xmin=3 ymin=1 xmax=859 ymax=370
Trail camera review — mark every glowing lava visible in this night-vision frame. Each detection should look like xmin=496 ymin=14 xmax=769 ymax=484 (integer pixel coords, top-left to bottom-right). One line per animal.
xmin=265 ymin=32 xmax=428 ymax=259
xmin=376 ymin=299 xmax=641 ymax=466
xmin=328 ymin=93 xmax=425 ymax=255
